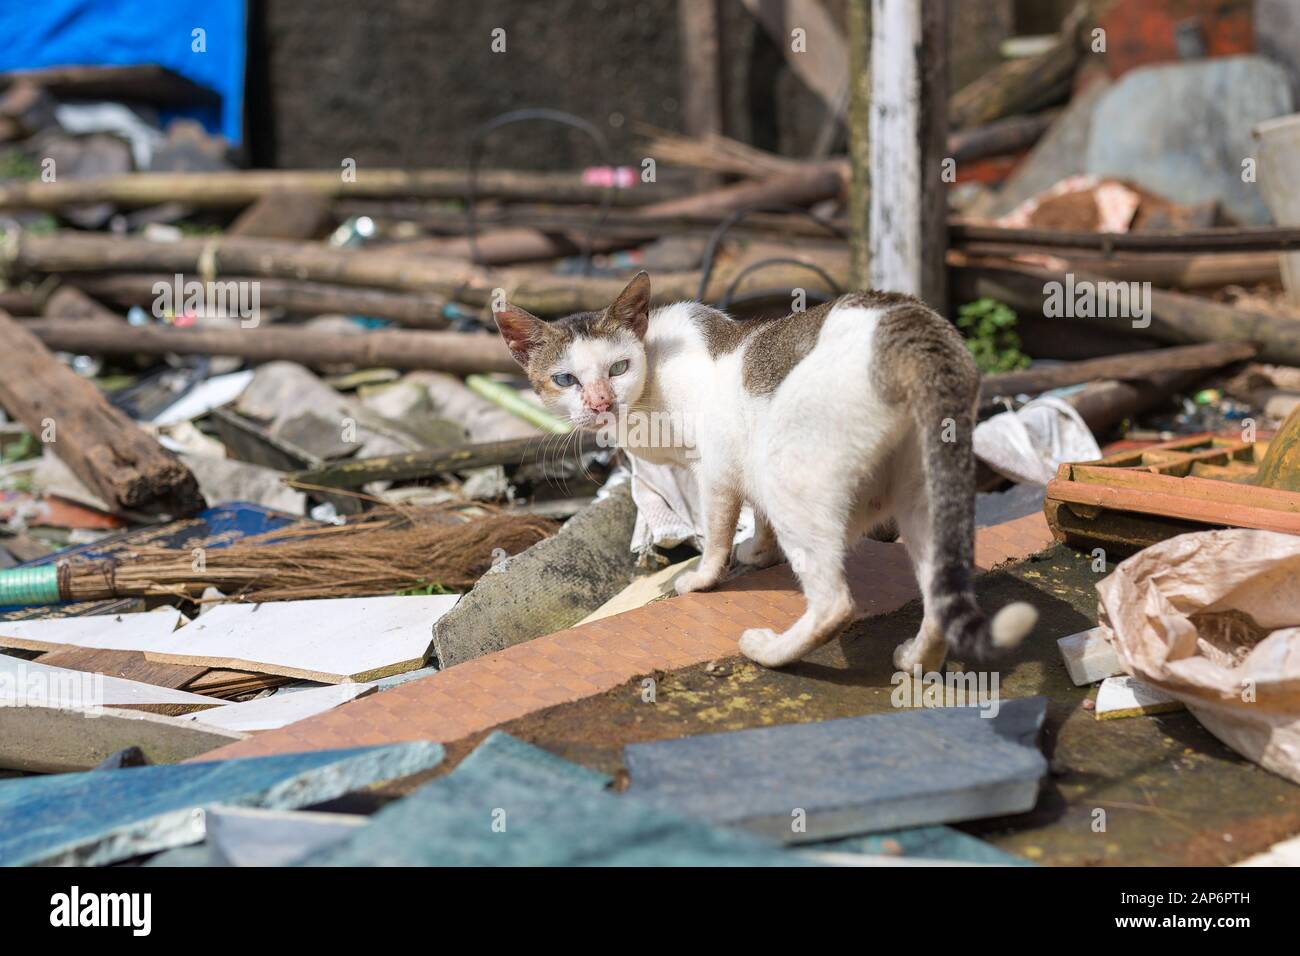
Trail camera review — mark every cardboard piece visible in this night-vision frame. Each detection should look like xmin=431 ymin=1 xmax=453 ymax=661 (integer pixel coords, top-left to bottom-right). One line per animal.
xmin=623 ymin=698 xmax=1048 ymax=843
xmin=0 ymin=741 xmax=443 ymax=866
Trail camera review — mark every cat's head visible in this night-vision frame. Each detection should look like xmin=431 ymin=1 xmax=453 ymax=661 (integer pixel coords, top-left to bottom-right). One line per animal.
xmin=492 ymin=271 xmax=650 ymax=431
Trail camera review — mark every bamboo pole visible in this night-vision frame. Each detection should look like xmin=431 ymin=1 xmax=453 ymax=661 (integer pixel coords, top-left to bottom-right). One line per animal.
xmin=0 ymin=168 xmax=662 ymax=210
xmin=10 ymin=231 xmax=853 ymax=314
xmin=21 ymin=320 xmax=518 ymax=375
xmin=980 ymin=341 xmax=1258 ymax=401
xmin=66 ymin=273 xmax=452 ymax=328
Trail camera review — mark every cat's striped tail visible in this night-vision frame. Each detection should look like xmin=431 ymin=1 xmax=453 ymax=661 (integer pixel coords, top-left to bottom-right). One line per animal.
xmin=872 ymin=299 xmax=1037 ymax=661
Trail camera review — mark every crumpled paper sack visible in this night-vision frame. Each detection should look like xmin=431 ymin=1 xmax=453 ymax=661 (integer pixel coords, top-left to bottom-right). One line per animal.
xmin=1096 ymin=529 xmax=1300 ymax=784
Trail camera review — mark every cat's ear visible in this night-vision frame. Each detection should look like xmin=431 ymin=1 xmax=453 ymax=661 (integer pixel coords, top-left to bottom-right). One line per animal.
xmin=493 ymin=304 xmax=551 ymax=368
xmin=607 ymin=270 xmax=651 ymax=340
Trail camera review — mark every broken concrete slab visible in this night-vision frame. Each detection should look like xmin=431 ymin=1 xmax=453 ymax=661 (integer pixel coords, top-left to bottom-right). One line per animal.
xmin=0 ymin=740 xmax=443 ymax=866
xmin=299 ymin=732 xmax=798 ymax=866
xmin=1086 ymin=56 xmax=1294 ymax=225
xmin=1094 ymin=674 xmax=1185 ymax=720
xmin=0 ymin=705 xmax=244 ymax=773
xmin=1057 ymin=626 xmax=1123 ymax=686
xmin=204 ymin=805 xmax=368 ymax=866
xmin=623 ymin=698 xmax=1048 ymax=843
xmin=432 ymin=482 xmax=638 ymax=668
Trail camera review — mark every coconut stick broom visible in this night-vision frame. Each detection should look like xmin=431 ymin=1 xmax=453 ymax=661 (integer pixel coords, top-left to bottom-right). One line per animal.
xmin=0 ymin=506 xmax=558 ymax=606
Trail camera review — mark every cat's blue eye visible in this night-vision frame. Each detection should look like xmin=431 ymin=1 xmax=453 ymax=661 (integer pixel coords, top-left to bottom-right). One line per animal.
xmin=552 ymin=372 xmax=577 ymax=387
xmin=609 ymin=360 xmax=630 ymax=376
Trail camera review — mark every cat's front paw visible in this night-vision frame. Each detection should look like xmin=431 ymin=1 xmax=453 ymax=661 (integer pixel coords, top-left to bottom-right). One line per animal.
xmin=674 ymin=568 xmax=719 ymax=596
xmin=739 ymin=627 xmax=788 ymax=668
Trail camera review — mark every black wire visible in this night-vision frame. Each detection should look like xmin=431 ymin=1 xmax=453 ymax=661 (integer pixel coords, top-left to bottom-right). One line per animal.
xmin=695 ymin=204 xmax=848 ymax=302
xmin=465 ymin=108 xmax=613 ymax=276
xmin=718 ymin=257 xmax=841 ymax=311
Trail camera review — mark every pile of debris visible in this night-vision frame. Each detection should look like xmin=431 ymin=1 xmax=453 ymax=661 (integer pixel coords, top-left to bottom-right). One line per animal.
xmin=3 ymin=1 xmax=1300 ymax=869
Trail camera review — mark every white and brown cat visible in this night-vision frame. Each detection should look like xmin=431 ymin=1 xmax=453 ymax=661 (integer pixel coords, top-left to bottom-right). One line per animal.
xmin=493 ymin=272 xmax=1036 ymax=670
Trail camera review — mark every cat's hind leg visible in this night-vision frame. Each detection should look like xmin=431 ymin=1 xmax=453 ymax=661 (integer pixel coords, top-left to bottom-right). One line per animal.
xmin=891 ymin=490 xmax=949 ymax=674
xmin=737 ymin=490 xmax=855 ymax=668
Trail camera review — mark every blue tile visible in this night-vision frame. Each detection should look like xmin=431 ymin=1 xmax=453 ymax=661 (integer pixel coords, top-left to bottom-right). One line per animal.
xmin=300 ymin=733 xmax=801 ymax=866
xmin=0 ymin=741 xmax=443 ymax=866
xmin=623 ymin=698 xmax=1048 ymax=843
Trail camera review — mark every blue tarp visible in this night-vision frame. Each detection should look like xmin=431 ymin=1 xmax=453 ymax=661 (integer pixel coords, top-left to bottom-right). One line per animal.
xmin=0 ymin=0 xmax=246 ymax=144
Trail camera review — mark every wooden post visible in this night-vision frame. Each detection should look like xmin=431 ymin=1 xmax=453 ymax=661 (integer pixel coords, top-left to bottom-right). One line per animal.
xmin=678 ymin=0 xmax=726 ymax=143
xmin=847 ymin=0 xmax=871 ymax=289
xmin=869 ymin=0 xmax=948 ymax=313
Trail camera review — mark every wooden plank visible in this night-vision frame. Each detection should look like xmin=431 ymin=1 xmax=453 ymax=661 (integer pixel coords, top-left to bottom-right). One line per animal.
xmin=1047 ymin=480 xmax=1300 ymax=533
xmin=35 ymin=645 xmax=206 ymax=691
xmin=0 ymin=653 xmax=224 ymax=717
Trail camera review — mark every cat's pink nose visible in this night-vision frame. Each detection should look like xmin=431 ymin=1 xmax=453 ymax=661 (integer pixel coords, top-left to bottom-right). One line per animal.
xmin=583 ymin=380 xmax=614 ymax=413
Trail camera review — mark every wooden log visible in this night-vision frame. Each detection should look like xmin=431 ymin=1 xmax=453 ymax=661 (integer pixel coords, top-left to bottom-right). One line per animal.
xmin=42 ymin=285 xmax=123 ymax=323
xmin=66 ymin=274 xmax=451 ymax=328
xmin=951 ymin=261 xmax=1300 ymax=366
xmin=948 ymin=2 xmax=1091 ymax=129
xmin=421 ymin=163 xmax=847 ymax=265
xmin=292 ymin=432 xmax=603 ymax=490
xmin=949 ymin=222 xmax=1300 ymax=254
xmin=980 ymin=342 xmax=1258 ymax=401
xmin=950 ymin=247 xmax=1282 ymax=289
xmin=947 ymin=110 xmax=1061 ymax=164
xmin=228 ymin=190 xmax=334 ymax=240
xmin=0 ymin=310 xmax=202 ymax=516
xmin=20 ymin=320 xmax=518 ymax=375
xmin=0 ymin=168 xmax=663 ymax=211
xmin=13 ymin=231 xmax=851 ymax=315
